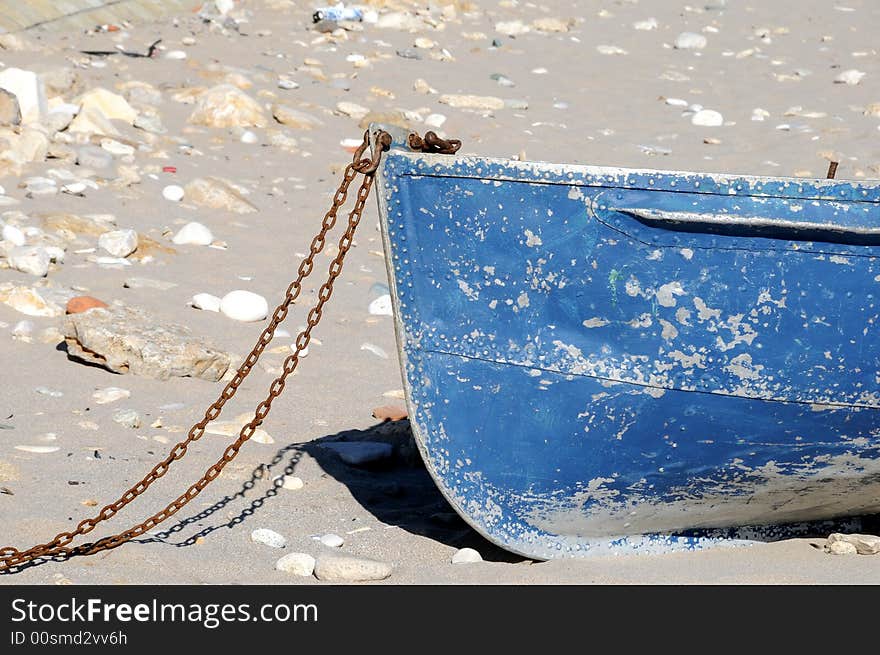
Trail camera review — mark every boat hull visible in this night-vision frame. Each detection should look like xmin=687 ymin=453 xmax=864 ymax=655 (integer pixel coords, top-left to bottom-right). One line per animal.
xmin=374 ymin=143 xmax=880 ymax=559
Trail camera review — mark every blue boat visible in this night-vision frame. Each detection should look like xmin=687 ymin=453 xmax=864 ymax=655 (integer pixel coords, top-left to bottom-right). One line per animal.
xmin=371 ymin=128 xmax=880 ymax=559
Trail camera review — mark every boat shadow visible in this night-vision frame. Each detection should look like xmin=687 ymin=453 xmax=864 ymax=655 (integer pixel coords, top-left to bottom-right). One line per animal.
xmin=302 ymin=419 xmax=526 ymax=563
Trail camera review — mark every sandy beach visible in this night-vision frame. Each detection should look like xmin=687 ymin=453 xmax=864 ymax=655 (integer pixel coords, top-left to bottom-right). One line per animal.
xmin=0 ymin=0 xmax=879 ymax=584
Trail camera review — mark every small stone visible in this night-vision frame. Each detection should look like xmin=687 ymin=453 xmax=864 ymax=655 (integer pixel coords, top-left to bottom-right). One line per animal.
xmin=413 ymin=78 xmax=435 ymax=94
xmin=92 ymin=387 xmax=130 ymax=404
xmin=165 ymin=50 xmax=187 ymax=60
xmin=277 ymin=79 xmax=300 ymax=90
xmin=66 ymin=296 xmax=108 ymax=314
xmin=451 ymin=547 xmax=482 ymax=564
xmin=76 ymin=146 xmax=114 ymax=170
xmin=532 ymin=17 xmax=573 ymax=33
xmin=313 ymin=554 xmax=392 ymax=582
xmin=368 ymin=294 xmax=392 ymax=316
xmin=439 ymin=94 xmax=505 ymax=111
xmin=827 ymin=533 xmax=880 ymax=555
xmin=321 ymin=441 xmax=394 ymax=466
xmin=172 ymin=222 xmax=214 ymax=246
xmin=76 ymin=88 xmax=137 ymax=124
xmin=674 ymin=32 xmax=708 ymax=50
xmin=596 ymin=45 xmax=628 ymax=56
xmin=827 ymin=540 xmax=858 ymax=555
xmin=68 ymin=107 xmax=119 ymax=136
xmin=633 ymin=18 xmax=658 ymax=30
xmin=61 ymin=182 xmax=87 ymax=195
xmin=63 ymin=304 xmax=231 ymax=381
xmin=185 ymin=177 xmax=257 ymax=214
xmin=691 ymin=109 xmax=724 ymax=127
xmin=100 ymin=139 xmax=135 ymax=157
xmin=372 ymin=405 xmax=407 ymax=422
xmin=251 ymin=528 xmax=286 ymax=549
xmin=751 ymin=108 xmax=770 ymax=121
xmin=23 ymin=177 xmax=57 ymax=196
xmin=8 ymin=246 xmax=50 ymax=277
xmin=0 ymin=89 xmax=21 ymax=125
xmin=336 ymin=101 xmax=369 ymax=120
xmin=2 ymin=224 xmax=25 ymax=246
xmin=271 ymin=104 xmax=323 ymax=130
xmin=424 ymin=113 xmax=447 ymax=129
xmin=275 ymin=552 xmax=315 ymax=576
xmin=0 ymin=68 xmax=46 ymax=124
xmin=220 ymin=290 xmax=268 ymax=322
xmin=162 ymin=185 xmax=184 ymax=202
xmin=98 ymin=229 xmax=138 ymax=258
xmin=495 ymin=20 xmax=530 ymax=36
xmin=188 ymin=85 xmax=267 ymax=128
xmin=239 ymin=130 xmax=258 ymax=144
xmin=192 ymin=293 xmax=221 ymax=312
xmin=0 ymin=286 xmax=62 ymax=317
xmin=112 ymin=409 xmax=142 ymax=429
xmin=834 ymin=69 xmax=865 ymax=85
xmin=319 ymin=533 xmax=344 ymax=548
xmin=281 ymin=475 xmax=303 ymax=490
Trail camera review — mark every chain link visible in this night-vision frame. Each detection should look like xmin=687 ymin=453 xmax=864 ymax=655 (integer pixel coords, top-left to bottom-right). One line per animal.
xmin=0 ymin=129 xmax=394 ymax=572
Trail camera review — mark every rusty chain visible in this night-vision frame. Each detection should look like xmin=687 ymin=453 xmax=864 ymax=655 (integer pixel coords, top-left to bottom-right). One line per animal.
xmin=0 ymin=129 xmax=395 ymax=572
xmin=408 ymin=131 xmax=461 ymax=155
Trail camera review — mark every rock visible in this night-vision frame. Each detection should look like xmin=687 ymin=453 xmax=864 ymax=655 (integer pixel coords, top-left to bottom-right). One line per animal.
xmin=281 ymin=475 xmax=304 ymax=490
xmin=251 ymin=528 xmax=286 ymax=548
xmin=372 ymin=405 xmax=408 ymax=422
xmin=271 ymin=104 xmax=323 ymax=129
xmin=220 ymin=290 xmax=268 ymax=322
xmin=23 ymin=177 xmax=57 ymax=196
xmin=192 ymin=293 xmax=221 ymax=312
xmin=752 ymin=108 xmax=770 ymax=121
xmin=413 ymin=78 xmax=436 ymax=94
xmin=451 ymin=547 xmax=482 ymax=564
xmin=319 ymin=533 xmax=344 ymax=548
xmin=2 ymin=224 xmax=25 ymax=246
xmin=98 ymin=229 xmax=138 ymax=258
xmin=184 ymin=177 xmax=256 ymax=214
xmin=41 ymin=212 xmax=116 ymax=239
xmin=172 ymin=222 xmax=214 ymax=245
xmin=691 ymin=109 xmax=724 ymax=127
xmin=112 ymin=409 xmax=141 ymax=429
xmin=8 ymin=246 xmax=50 ymax=277
xmin=66 ymin=296 xmax=108 ymax=314
xmin=100 ymin=139 xmax=134 ymax=157
xmin=162 ymin=185 xmax=185 ymax=202
xmin=313 ymin=554 xmax=392 ymax=582
xmin=0 ymin=127 xmax=49 ymax=172
xmin=674 ymin=32 xmax=708 ymax=50
xmin=68 ymin=107 xmax=120 ymax=136
xmin=92 ymin=387 xmax=130 ymax=404
xmin=439 ymin=94 xmax=505 ymax=111
xmin=120 ymin=81 xmax=162 ymax=107
xmin=76 ymin=145 xmax=115 ymax=170
xmin=320 ymin=441 xmax=394 ymax=466
xmin=368 ymin=294 xmax=392 ymax=316
xmin=827 ymin=540 xmax=858 ymax=555
xmin=0 ymin=89 xmax=21 ymax=126
xmin=40 ymin=68 xmax=79 ymax=98
xmin=63 ymin=304 xmax=232 ymax=381
xmin=239 ymin=130 xmax=258 ymax=144
xmin=0 ymin=68 xmax=46 ymax=124
xmin=834 ymin=69 xmax=865 ymax=85
xmin=827 ymin=533 xmax=880 ymax=555
xmin=188 ymin=85 xmax=267 ymax=128
xmin=532 ymin=17 xmax=573 ymax=33
xmin=277 ymin=78 xmax=299 ymax=90
xmin=0 ymin=285 xmax=63 ymax=317
xmin=336 ymin=101 xmax=369 ymax=120
xmin=495 ymin=20 xmax=530 ymax=36
xmin=61 ymin=182 xmax=87 ymax=195
xmin=133 ymin=113 xmax=165 ymax=134
xmin=76 ymin=88 xmax=137 ymax=124
xmin=275 ymin=552 xmax=315 ymax=576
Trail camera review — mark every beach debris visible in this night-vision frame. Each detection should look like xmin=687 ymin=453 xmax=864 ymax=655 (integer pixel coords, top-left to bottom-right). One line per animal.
xmin=275 ymin=552 xmax=315 ymax=576
xmin=313 ymin=554 xmax=392 ymax=582
xmin=219 ymin=290 xmax=268 ymax=322
xmin=251 ymin=528 xmax=287 ymax=549
xmin=451 ymin=547 xmax=483 ymax=564
xmin=63 ymin=304 xmax=232 ymax=381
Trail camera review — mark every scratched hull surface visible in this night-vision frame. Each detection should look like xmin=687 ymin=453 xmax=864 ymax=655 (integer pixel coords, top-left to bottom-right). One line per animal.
xmin=375 ymin=146 xmax=880 ymax=559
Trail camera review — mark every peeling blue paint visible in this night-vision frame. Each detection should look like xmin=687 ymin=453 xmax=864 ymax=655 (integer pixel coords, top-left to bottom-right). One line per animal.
xmin=375 ymin=144 xmax=880 ymax=559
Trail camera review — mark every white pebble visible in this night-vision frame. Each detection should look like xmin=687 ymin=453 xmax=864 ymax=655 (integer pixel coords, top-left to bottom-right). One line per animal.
xmin=319 ymin=533 xmax=344 ymax=548
xmin=674 ymin=32 xmax=707 ymax=50
xmin=8 ymin=246 xmax=50 ymax=277
xmin=281 ymin=475 xmax=304 ymax=490
xmin=664 ymin=98 xmax=689 ymax=108
xmin=691 ymin=109 xmax=724 ymax=127
xmin=451 ymin=547 xmax=483 ymax=564
xmin=751 ymin=108 xmax=770 ymax=121
xmin=61 ymin=182 xmax=88 ymax=195
xmin=275 ymin=552 xmax=315 ymax=576
xmin=172 ymin=222 xmax=213 ymax=246
xmin=2 ymin=224 xmax=25 ymax=246
xmin=165 ymin=50 xmax=187 ymax=60
xmin=192 ymin=293 xmax=222 ymax=312
xmin=240 ymin=130 xmax=258 ymax=144
xmin=633 ymin=18 xmax=658 ymax=31
xmin=424 ymin=113 xmax=447 ymax=129
xmin=251 ymin=528 xmax=287 ymax=548
xmin=162 ymin=185 xmax=185 ymax=202
xmin=278 ymin=78 xmax=300 ymax=90
xmin=834 ymin=69 xmax=865 ymax=85
xmin=220 ymin=290 xmax=268 ymax=322
xmin=368 ymin=294 xmax=393 ymax=316
xmin=98 ymin=229 xmax=138 ymax=258
xmin=92 ymin=387 xmax=131 ymax=405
